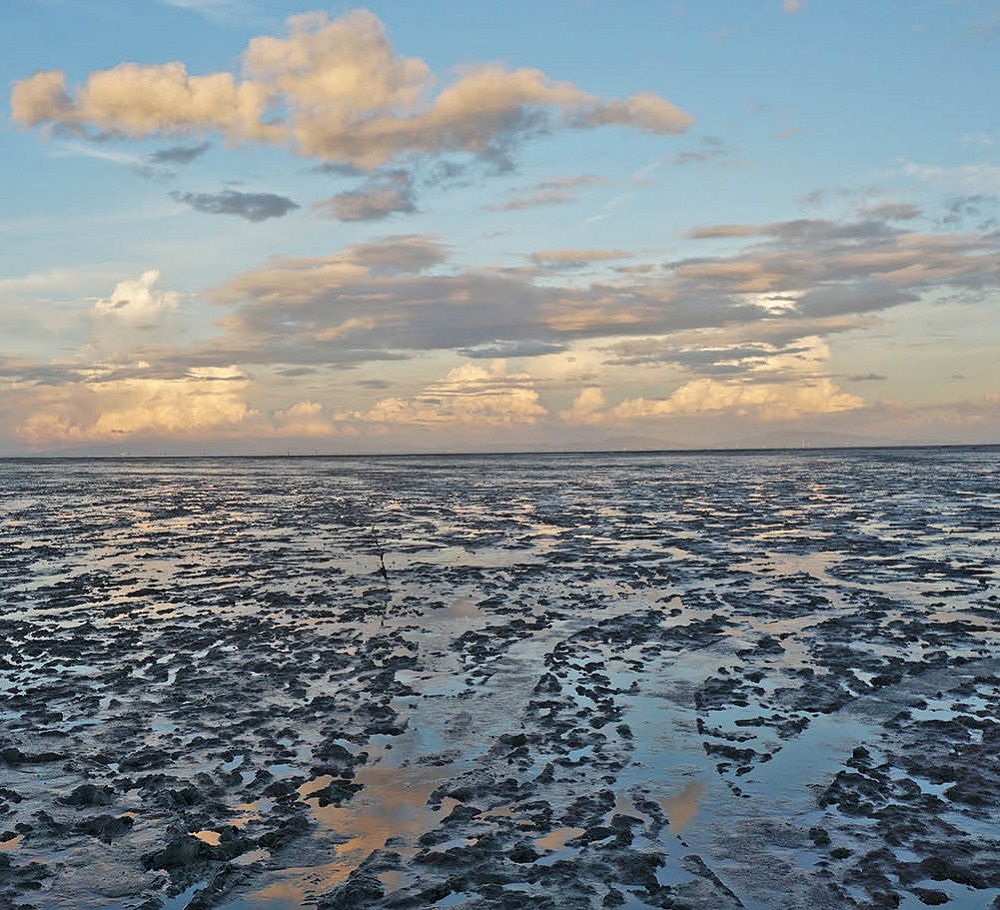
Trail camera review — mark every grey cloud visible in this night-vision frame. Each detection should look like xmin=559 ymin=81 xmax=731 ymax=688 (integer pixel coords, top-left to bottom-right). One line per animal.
xmin=171 ymin=189 xmax=299 ymax=221
xmin=615 ymin=263 xmax=657 ymax=275
xmin=276 ymin=367 xmax=318 ymax=377
xmin=0 ymin=362 xmax=91 ymax=386
xmin=345 ymin=235 xmax=449 ymax=275
xmin=76 ymin=216 xmax=998 ymax=379
xmin=528 ymin=249 xmax=632 ymax=269
xmin=149 ymin=142 xmax=210 ymax=164
xmin=212 ymin=260 xmax=773 ymax=372
xmin=314 ymin=161 xmax=367 ymax=177
xmin=857 ymin=202 xmax=922 ymax=221
xmin=762 ymin=219 xmax=902 ymax=245
xmin=847 ymin=373 xmax=887 ymax=382
xmin=673 ymin=343 xmax=812 ymax=371
xmin=678 ymin=217 xmax=1000 ymax=297
xmin=422 ymin=159 xmax=469 ymax=187
xmin=477 ymin=109 xmax=552 ymax=174
xmin=603 ymin=340 xmax=811 ymax=372
xmin=197 ymin=213 xmax=997 ymax=372
xmin=313 ymin=170 xmax=416 ymax=222
xmin=796 ymin=282 xmax=919 ymax=317
xmin=459 ymin=341 xmax=567 ymax=359
xmin=686 ymin=218 xmax=900 ymax=245
xmin=940 ymin=194 xmax=999 ymax=229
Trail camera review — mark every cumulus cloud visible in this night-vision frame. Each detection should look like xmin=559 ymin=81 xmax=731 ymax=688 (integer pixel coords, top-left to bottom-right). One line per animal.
xmin=91 ymin=270 xmax=179 ymax=324
xmin=171 ymin=189 xmax=299 ymax=221
xmin=272 ymin=399 xmax=335 ymax=437
xmin=16 ymin=367 xmax=252 ymax=444
xmin=592 ymin=334 xmax=863 ymax=423
xmin=12 ymin=64 xmax=273 ymax=141
xmin=12 ymin=10 xmax=693 ymax=170
xmin=13 ymin=211 xmax=997 ymax=448
xmin=340 ymin=361 xmax=547 ymax=428
xmin=558 ymin=342 xmax=862 ymax=425
xmin=611 ymin=377 xmax=859 ymax=421
xmin=560 ymin=386 xmax=608 ymax=425
xmin=313 ymin=169 xmax=416 ymax=221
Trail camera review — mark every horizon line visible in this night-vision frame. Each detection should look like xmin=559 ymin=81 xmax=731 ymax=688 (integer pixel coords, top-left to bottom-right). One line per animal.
xmin=3 ymin=441 xmax=998 ymax=461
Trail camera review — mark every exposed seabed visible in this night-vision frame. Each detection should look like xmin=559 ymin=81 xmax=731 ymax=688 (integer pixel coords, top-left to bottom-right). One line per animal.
xmin=1 ymin=451 xmax=998 ymax=909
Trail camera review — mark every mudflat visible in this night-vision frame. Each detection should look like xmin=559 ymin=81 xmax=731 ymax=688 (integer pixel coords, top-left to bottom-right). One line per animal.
xmin=1 ymin=449 xmax=998 ymax=909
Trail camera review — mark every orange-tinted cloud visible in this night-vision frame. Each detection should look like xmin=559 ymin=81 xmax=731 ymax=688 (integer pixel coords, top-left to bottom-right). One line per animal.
xmin=12 ymin=10 xmax=693 ymax=170
xmin=16 ymin=367 xmax=253 ymax=444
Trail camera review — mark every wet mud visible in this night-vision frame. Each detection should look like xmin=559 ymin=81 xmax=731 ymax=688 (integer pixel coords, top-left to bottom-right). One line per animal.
xmin=1 ymin=449 xmax=998 ymax=909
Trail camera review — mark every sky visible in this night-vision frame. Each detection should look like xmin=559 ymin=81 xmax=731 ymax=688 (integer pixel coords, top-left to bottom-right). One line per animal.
xmin=2 ymin=0 xmax=999 ymax=455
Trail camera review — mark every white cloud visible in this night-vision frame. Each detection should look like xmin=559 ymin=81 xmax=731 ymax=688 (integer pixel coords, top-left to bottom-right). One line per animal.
xmin=91 ymin=270 xmax=179 ymax=324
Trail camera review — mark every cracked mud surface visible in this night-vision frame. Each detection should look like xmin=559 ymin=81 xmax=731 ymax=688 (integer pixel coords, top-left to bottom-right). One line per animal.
xmin=1 ymin=448 xmax=999 ymax=909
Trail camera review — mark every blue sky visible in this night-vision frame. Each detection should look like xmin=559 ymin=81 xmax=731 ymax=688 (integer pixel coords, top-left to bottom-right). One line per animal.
xmin=2 ymin=0 xmax=998 ymax=453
